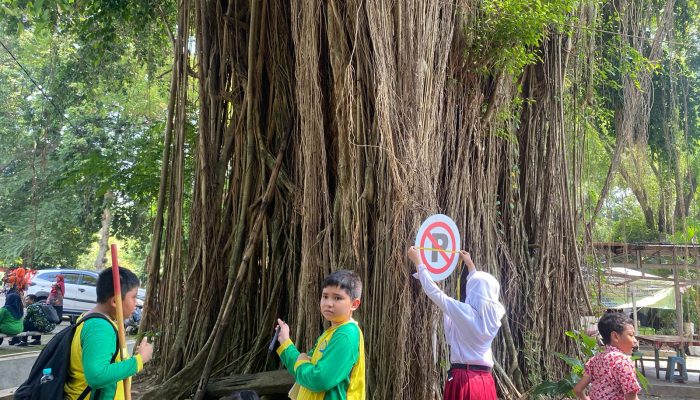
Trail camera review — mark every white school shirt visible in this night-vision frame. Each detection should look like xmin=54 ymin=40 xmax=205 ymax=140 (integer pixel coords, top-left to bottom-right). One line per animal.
xmin=413 ymin=265 xmax=503 ymax=367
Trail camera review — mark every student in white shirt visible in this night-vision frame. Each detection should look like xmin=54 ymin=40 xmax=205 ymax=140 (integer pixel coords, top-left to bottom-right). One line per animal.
xmin=408 ymin=246 xmax=505 ymax=400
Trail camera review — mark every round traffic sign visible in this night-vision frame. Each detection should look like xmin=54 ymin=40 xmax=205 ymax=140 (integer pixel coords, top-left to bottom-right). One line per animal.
xmin=414 ymin=214 xmax=461 ymax=281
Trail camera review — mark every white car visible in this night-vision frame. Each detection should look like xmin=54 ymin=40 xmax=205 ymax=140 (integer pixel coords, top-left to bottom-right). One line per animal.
xmin=27 ymin=268 xmax=145 ymax=322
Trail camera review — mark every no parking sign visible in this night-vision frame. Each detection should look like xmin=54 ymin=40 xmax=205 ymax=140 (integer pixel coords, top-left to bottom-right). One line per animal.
xmin=414 ymin=214 xmax=461 ymax=281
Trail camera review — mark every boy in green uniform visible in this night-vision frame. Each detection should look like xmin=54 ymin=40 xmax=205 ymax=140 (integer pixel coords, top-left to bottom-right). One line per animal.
xmin=64 ymin=267 xmax=153 ymax=400
xmin=17 ymin=294 xmax=56 ymax=346
xmin=276 ymin=269 xmax=366 ymax=400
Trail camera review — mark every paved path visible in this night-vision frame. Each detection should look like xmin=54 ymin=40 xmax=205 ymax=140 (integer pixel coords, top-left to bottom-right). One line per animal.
xmin=0 ymin=319 xmax=71 ymax=389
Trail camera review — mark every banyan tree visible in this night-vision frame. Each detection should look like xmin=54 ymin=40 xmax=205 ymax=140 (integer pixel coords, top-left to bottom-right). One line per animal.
xmin=136 ymin=0 xmax=673 ymax=398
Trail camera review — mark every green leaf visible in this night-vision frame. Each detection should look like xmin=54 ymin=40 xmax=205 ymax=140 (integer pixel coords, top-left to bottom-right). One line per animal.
xmin=637 ymin=369 xmax=649 ymax=392
xmin=554 ymin=352 xmax=584 ymax=369
xmin=565 ymin=330 xmax=580 ymax=340
xmin=532 ymin=380 xmax=562 ymax=395
xmin=533 ymin=374 xmax=578 ymax=396
xmin=1 ymin=5 xmax=21 ymax=17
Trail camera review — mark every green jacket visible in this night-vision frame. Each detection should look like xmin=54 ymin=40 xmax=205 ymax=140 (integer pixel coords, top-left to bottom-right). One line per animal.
xmin=277 ymin=322 xmax=362 ymax=400
xmin=64 ymin=316 xmax=143 ymax=400
xmin=24 ymin=303 xmax=56 ymax=333
xmin=0 ymin=307 xmax=23 ymax=335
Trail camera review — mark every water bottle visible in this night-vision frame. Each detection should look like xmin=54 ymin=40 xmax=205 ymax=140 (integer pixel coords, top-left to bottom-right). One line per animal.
xmin=40 ymin=368 xmax=54 ymax=384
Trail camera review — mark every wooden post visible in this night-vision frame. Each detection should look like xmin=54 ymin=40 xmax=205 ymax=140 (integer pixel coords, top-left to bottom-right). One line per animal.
xmin=110 ymin=244 xmax=131 ymax=399
xmin=631 ymin=285 xmax=638 ymax=330
xmin=673 ymin=247 xmax=684 ymax=338
xmin=632 ymin=250 xmax=641 ymax=330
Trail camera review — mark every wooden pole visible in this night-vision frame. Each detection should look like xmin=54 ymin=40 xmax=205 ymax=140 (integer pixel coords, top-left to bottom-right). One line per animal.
xmin=631 ymin=286 xmax=638 ymax=330
xmin=632 ymin=250 xmax=641 ymax=330
xmin=672 ymin=248 xmax=684 ymax=339
xmin=110 ymin=244 xmax=131 ymax=399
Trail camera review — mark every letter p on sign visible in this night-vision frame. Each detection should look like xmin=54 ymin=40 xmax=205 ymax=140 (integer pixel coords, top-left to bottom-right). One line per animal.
xmin=414 ymin=214 xmax=461 ymax=281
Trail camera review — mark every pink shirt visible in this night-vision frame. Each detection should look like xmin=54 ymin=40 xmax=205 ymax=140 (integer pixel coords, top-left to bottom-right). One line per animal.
xmin=584 ymin=345 xmax=641 ymax=400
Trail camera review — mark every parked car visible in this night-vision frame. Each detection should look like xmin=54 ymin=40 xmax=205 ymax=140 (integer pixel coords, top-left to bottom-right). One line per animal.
xmin=27 ymin=268 xmax=145 ymax=323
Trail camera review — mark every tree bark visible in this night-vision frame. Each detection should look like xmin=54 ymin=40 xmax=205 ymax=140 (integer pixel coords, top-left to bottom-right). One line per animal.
xmin=619 ymin=162 xmax=655 ymax=230
xmin=586 ymin=0 xmax=676 ymax=233
xmin=205 ymin=370 xmax=294 ymax=398
xmin=140 ymin=1 xmax=607 ymax=398
xmin=94 ymin=191 xmax=115 ymax=270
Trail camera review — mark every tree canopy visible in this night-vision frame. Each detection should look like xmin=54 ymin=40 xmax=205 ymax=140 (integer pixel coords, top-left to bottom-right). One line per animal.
xmin=0 ymin=0 xmax=174 ymax=267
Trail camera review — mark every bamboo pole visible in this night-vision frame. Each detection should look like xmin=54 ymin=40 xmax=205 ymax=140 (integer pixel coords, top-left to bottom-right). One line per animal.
xmin=110 ymin=244 xmax=131 ymax=399
xmin=633 ymin=250 xmax=641 ymax=330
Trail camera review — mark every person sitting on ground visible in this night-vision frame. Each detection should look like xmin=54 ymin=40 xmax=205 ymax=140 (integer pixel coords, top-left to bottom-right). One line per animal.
xmin=16 ymin=294 xmax=57 ymax=346
xmin=408 ymin=246 xmax=505 ymax=400
xmin=63 ymin=267 xmax=154 ymax=400
xmin=47 ymin=274 xmax=65 ymax=320
xmin=0 ymin=288 xmax=24 ymax=345
xmin=275 ymin=269 xmax=366 ymax=399
xmin=573 ymin=312 xmax=640 ymax=400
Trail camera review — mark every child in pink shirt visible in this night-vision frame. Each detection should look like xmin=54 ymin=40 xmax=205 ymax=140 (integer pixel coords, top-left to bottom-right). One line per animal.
xmin=573 ymin=312 xmax=641 ymax=400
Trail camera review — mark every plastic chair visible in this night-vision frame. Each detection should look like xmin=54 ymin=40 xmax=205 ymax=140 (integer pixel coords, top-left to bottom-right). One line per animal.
xmin=664 ymin=356 xmax=688 ymax=382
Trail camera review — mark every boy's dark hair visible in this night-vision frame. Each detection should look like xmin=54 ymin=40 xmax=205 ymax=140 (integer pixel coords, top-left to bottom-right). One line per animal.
xmin=226 ymin=390 xmax=260 ymax=400
xmin=25 ymin=294 xmax=37 ymax=302
xmin=96 ymin=267 xmax=140 ymax=303
xmin=598 ymin=311 xmax=634 ymax=344
xmin=322 ymin=269 xmax=362 ymax=299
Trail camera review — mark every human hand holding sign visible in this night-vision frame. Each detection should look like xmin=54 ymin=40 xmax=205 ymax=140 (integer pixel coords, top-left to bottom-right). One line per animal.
xmin=407 ymin=246 xmax=422 ymax=271
xmin=459 ymin=250 xmax=476 ymax=274
xmin=411 ymin=246 xmax=475 ymax=274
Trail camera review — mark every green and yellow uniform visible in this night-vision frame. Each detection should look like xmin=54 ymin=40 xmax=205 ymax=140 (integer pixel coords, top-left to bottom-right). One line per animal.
xmin=23 ymin=303 xmax=56 ymax=333
xmin=277 ymin=319 xmax=365 ymax=400
xmin=64 ymin=315 xmax=143 ymax=400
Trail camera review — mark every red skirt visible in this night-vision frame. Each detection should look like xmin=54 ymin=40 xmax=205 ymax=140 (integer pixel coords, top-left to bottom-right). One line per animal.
xmin=444 ymin=369 xmax=497 ymax=400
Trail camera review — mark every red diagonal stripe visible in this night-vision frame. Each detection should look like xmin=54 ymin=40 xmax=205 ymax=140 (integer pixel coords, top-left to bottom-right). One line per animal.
xmin=426 ymin=231 xmax=451 ymax=263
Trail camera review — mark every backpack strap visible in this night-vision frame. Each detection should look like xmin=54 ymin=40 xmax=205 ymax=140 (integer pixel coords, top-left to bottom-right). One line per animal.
xmin=74 ymin=313 xmax=121 ymax=400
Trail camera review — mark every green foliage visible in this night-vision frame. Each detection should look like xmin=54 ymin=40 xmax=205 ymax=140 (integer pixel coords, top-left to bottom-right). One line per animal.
xmin=683 ymin=287 xmax=700 ymax=330
xmin=666 ymin=218 xmax=700 ymax=244
xmin=463 ymin=0 xmax=576 ymax=75
xmin=596 ymin=188 xmax=658 ymax=242
xmin=583 ymin=0 xmax=700 ymax=243
xmin=653 ymin=309 xmax=680 ymax=335
xmin=76 ymin=236 xmax=147 ymax=278
xmin=533 ymin=330 xmax=597 ymax=397
xmin=0 ymin=2 xmax=173 ymax=267
xmin=1 ymin=0 xmax=174 ymax=77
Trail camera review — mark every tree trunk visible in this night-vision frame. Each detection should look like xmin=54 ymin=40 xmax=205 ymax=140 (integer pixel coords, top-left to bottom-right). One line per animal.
xmin=138 ymin=1 xmax=612 ymax=398
xmin=205 ymin=370 xmax=293 ymax=398
xmin=94 ymin=191 xmax=115 ymax=270
xmin=586 ymin=0 xmax=675 ymax=233
xmin=619 ymin=161 xmax=655 ymax=230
